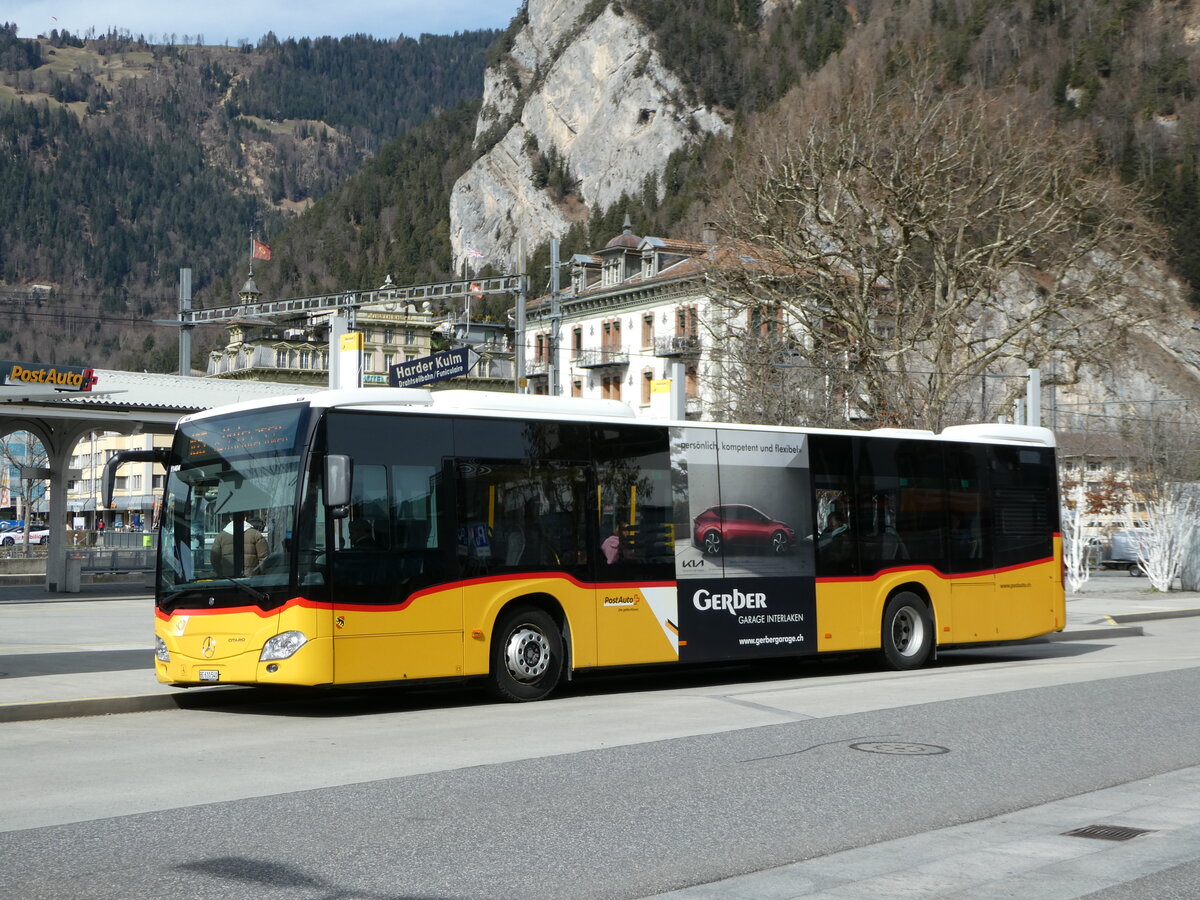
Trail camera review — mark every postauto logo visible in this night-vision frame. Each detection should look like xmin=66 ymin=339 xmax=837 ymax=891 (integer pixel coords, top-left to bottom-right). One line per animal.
xmin=692 ymin=587 xmax=767 ymax=615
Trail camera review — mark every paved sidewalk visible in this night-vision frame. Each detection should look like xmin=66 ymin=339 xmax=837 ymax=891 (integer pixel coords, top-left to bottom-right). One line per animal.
xmin=0 ymin=574 xmax=1196 ymax=723
xmin=652 ymin=764 xmax=1200 ymax=899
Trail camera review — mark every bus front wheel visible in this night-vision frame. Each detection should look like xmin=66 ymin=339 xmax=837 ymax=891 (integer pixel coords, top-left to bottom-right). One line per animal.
xmin=881 ymin=592 xmax=933 ymax=670
xmin=488 ymin=605 xmax=564 ymax=702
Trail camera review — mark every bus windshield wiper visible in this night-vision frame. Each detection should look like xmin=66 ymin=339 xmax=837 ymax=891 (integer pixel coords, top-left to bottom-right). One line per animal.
xmin=158 ymin=587 xmax=196 ymax=610
xmin=217 ymin=577 xmax=271 ymax=605
xmin=159 ymin=578 xmax=270 ymax=608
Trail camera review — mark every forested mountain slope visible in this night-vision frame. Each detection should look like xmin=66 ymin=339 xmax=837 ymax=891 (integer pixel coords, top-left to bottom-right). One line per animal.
xmin=0 ymin=24 xmax=496 ymax=369
xmin=6 ymin=1 xmax=1200 ymax=378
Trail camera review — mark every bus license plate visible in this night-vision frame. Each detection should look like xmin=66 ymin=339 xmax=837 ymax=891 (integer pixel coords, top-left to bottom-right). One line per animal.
xmin=199 ymin=669 xmax=220 ymax=682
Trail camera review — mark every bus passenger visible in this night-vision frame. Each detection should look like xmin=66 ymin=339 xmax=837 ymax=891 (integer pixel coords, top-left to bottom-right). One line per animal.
xmin=211 ymin=517 xmax=268 ymax=576
xmin=602 ymin=522 xmax=628 ymax=564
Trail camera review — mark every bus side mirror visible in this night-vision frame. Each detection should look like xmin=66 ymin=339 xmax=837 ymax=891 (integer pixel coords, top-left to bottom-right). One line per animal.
xmin=325 ymin=454 xmax=351 ymax=517
xmin=103 ymin=448 xmax=172 ymax=509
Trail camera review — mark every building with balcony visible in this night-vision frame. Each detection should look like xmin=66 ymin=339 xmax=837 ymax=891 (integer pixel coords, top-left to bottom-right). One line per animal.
xmin=1057 ymin=431 xmax=1150 ymax=543
xmin=66 ymin=431 xmax=172 ymax=530
xmin=525 ymin=218 xmax=713 ymax=417
xmin=207 ymin=276 xmax=437 ymax=386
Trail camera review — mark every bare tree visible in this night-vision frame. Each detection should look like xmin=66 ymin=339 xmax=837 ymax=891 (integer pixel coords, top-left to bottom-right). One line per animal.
xmin=708 ymin=67 xmax=1168 ymax=429
xmin=0 ymin=432 xmax=48 ymax=550
xmin=1123 ymin=410 xmax=1200 ymax=591
xmin=1061 ymin=480 xmax=1092 ymax=594
xmin=1131 ymin=488 xmax=1195 ymax=592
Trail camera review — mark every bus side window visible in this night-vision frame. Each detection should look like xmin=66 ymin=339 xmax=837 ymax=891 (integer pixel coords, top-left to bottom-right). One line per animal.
xmin=453 ymin=419 xmax=592 ymax=575
xmin=945 ymin=443 xmax=991 ymax=574
xmin=811 ymin=435 xmax=857 ymax=577
xmin=856 ymin=439 xmax=946 ymax=574
xmin=591 ymin=423 xmax=674 ymax=580
xmin=991 ymin=446 xmax=1056 ymax=568
xmin=344 ymin=464 xmax=389 ymax=550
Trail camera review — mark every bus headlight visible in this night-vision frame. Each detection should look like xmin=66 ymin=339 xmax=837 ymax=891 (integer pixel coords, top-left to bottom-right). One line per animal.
xmin=260 ymin=631 xmax=308 ymax=661
xmin=154 ymin=636 xmax=170 ymax=663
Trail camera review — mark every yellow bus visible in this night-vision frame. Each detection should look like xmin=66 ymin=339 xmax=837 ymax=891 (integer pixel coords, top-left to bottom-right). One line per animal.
xmin=110 ymin=388 xmax=1064 ymax=702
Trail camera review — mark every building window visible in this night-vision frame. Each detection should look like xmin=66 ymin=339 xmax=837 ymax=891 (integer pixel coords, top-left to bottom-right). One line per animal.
xmin=676 ymin=306 xmax=698 ymax=337
xmin=686 ymin=365 xmax=699 ymax=399
xmin=573 ymin=327 xmax=583 ymax=354
xmin=642 ymin=252 xmax=657 ymax=280
xmin=602 ymin=318 xmax=622 ymax=351
xmin=642 ymin=313 xmax=654 ymax=347
xmin=641 ymin=369 xmax=653 ymax=405
xmin=404 ymin=330 xmax=415 ymax=345
xmin=384 ymin=353 xmax=395 ymax=371
xmin=749 ymin=303 xmax=782 ymax=336
xmin=299 ymin=350 xmax=311 ymax=369
xmin=572 ymin=379 xmax=582 ymax=398
xmin=603 ymin=259 xmax=620 ymax=286
xmin=601 ymin=375 xmax=622 ymax=401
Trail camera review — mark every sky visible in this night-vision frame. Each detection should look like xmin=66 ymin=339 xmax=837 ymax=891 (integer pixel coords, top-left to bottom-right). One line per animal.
xmin=5 ymin=1 xmax=520 ymax=44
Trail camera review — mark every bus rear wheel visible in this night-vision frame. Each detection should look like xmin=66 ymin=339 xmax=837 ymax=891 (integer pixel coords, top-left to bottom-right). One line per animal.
xmin=881 ymin=592 xmax=933 ymax=670
xmin=488 ymin=605 xmax=564 ymax=702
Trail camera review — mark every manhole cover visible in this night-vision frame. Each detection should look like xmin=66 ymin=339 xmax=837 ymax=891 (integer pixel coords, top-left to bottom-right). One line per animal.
xmin=1063 ymin=824 xmax=1155 ymax=842
xmin=849 ymin=741 xmax=949 ymax=756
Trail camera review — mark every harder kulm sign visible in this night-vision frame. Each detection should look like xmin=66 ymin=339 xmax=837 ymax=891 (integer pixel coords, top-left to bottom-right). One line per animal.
xmin=388 ymin=348 xmax=473 ymax=388
xmin=0 ymin=361 xmax=98 ymax=392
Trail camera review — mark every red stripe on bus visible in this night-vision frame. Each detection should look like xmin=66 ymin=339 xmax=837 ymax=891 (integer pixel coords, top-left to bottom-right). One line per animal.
xmin=156 ymin=575 xmax=680 ymax=618
xmin=816 ymin=556 xmax=1056 ymax=584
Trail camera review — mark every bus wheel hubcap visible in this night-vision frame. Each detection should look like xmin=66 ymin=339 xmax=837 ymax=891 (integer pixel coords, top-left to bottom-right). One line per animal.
xmin=505 ymin=626 xmax=550 ymax=681
xmin=893 ymin=608 xmax=923 ymax=656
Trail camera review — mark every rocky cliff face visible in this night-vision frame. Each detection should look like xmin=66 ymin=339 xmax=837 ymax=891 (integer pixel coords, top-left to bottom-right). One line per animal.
xmin=450 ymin=1 xmax=730 ymax=273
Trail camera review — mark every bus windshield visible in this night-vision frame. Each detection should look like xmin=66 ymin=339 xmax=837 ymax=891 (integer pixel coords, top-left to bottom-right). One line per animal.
xmin=157 ymin=404 xmax=309 ymax=608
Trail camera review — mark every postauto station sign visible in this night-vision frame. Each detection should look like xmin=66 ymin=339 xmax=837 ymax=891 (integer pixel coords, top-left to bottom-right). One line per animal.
xmin=0 ymin=361 xmax=99 ymax=392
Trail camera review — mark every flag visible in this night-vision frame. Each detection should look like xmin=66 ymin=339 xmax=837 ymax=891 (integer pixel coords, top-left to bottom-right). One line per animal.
xmin=252 ymin=239 xmax=272 ymax=261
xmin=466 ymin=248 xmax=484 ymax=259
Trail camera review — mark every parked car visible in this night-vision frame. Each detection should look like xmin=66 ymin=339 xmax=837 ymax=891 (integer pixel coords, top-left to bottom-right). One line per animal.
xmin=1100 ymin=530 xmax=1147 ymax=576
xmin=692 ymin=504 xmax=795 ymax=555
xmin=0 ymin=525 xmax=50 ymax=546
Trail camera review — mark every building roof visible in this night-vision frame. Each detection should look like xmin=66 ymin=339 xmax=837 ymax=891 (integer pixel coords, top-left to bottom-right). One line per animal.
xmin=603 ymin=215 xmax=641 ymax=250
xmin=1056 ymin=431 xmax=1147 ymax=459
xmin=17 ymin=370 xmax=311 ymax=414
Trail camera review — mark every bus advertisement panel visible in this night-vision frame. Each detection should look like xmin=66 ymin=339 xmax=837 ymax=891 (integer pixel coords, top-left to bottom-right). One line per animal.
xmin=671 ymin=427 xmax=816 ymax=661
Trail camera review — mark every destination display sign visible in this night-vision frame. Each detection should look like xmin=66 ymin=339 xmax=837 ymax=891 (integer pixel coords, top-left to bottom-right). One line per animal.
xmin=182 ymin=406 xmax=306 ymax=462
xmin=388 ymin=347 xmax=473 ymax=388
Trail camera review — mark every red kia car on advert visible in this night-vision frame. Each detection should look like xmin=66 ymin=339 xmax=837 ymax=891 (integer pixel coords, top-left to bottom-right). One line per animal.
xmin=692 ymin=504 xmax=795 ymax=555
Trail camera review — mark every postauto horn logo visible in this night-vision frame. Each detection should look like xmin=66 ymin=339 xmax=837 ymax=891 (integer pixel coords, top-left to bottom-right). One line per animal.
xmin=1 ymin=361 xmax=98 ymax=392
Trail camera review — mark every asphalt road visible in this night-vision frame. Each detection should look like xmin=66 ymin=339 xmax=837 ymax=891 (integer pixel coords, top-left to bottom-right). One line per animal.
xmin=1 ymin=611 xmax=1199 ymax=899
